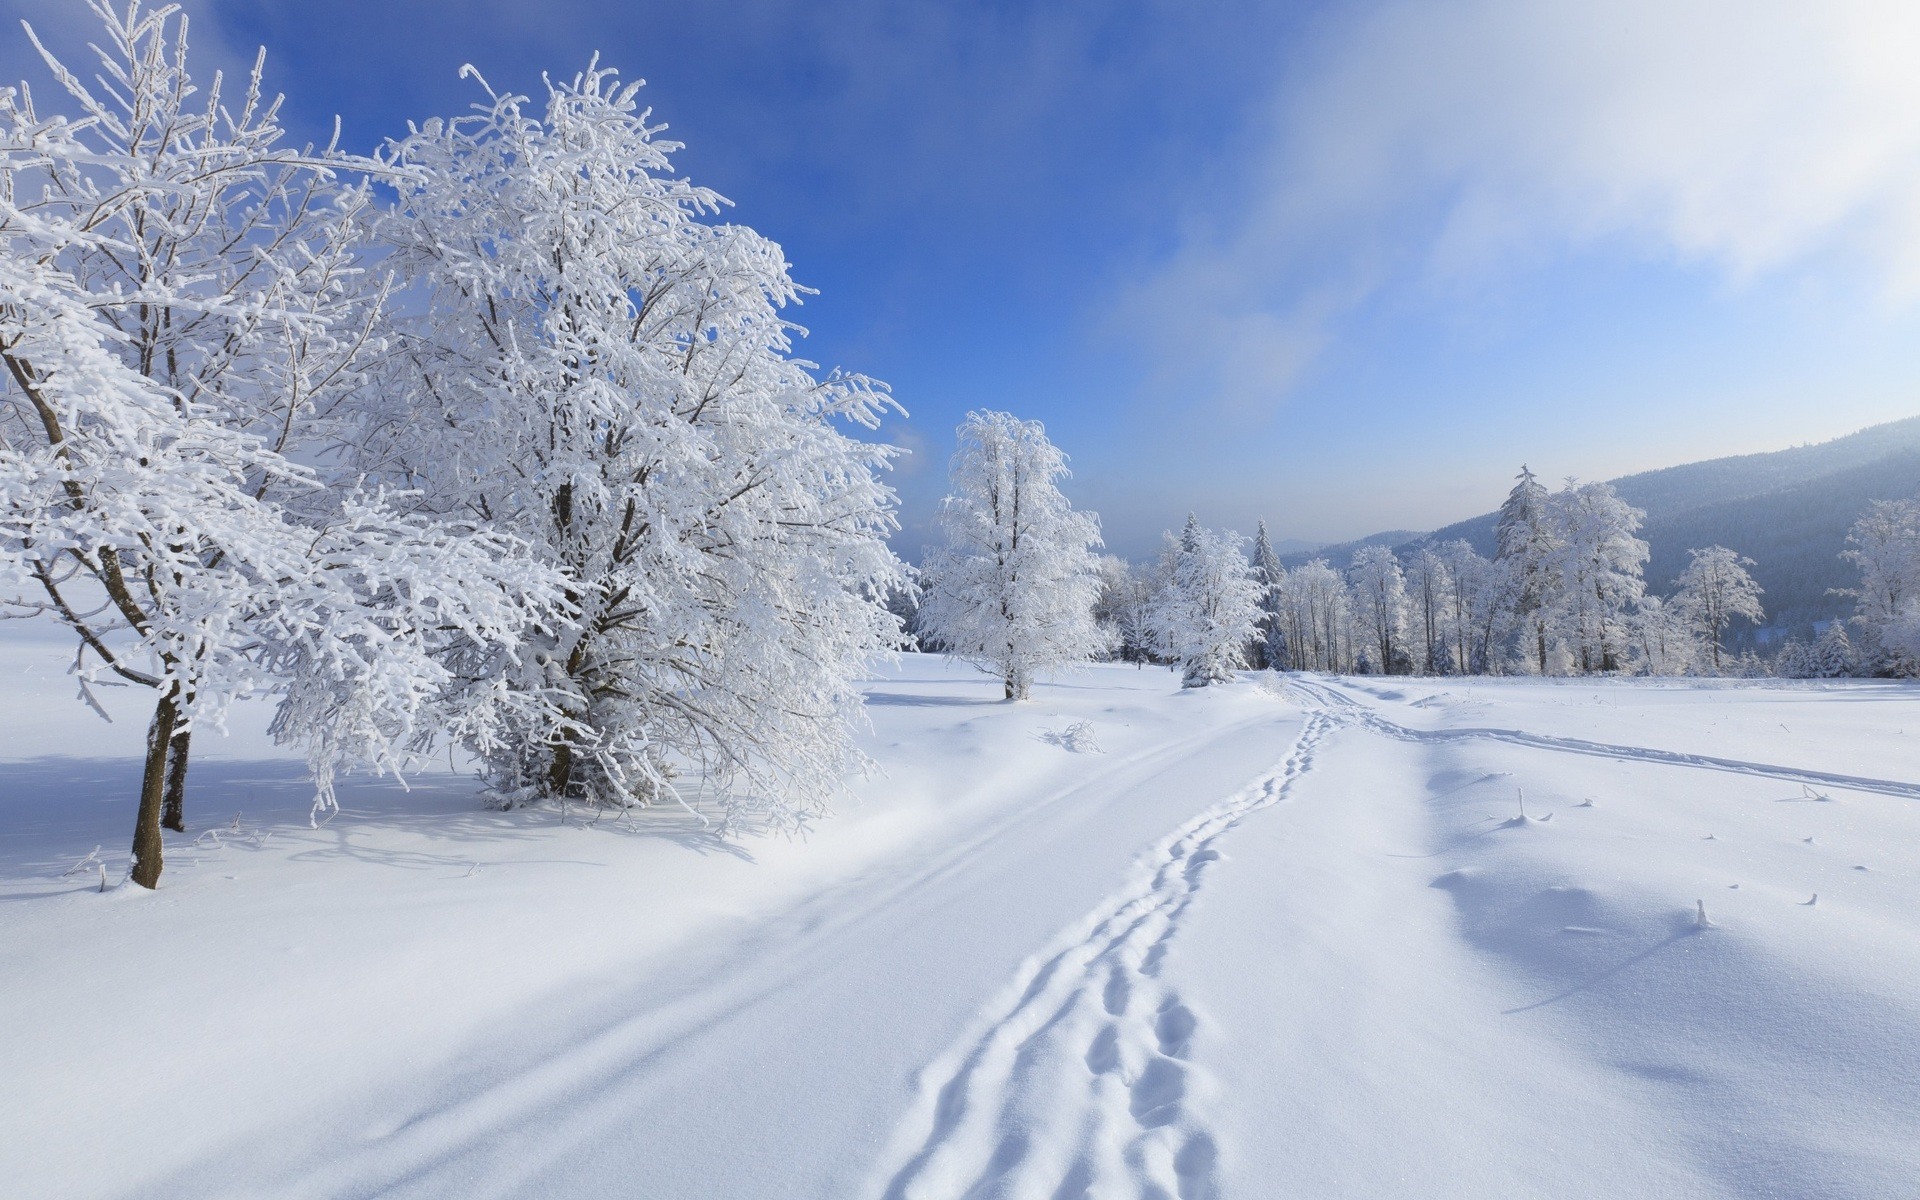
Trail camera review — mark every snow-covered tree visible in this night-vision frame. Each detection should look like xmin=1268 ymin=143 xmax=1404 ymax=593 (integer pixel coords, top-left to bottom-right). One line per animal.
xmin=1841 ymin=495 xmax=1920 ymax=675
xmin=0 ymin=2 xmax=539 ymax=887
xmin=1348 ymin=545 xmax=1409 ymax=675
xmin=1276 ymin=558 xmax=1350 ymax=672
xmin=1435 ymin=539 xmax=1503 ymax=674
xmin=1774 ymin=638 xmax=1814 ymax=679
xmin=1631 ymin=595 xmax=1696 ymax=676
xmin=1673 ymin=546 xmax=1765 ymax=673
xmin=1405 ymin=544 xmax=1455 ymax=674
xmin=1545 ymin=480 xmax=1647 ymax=673
xmin=1151 ymin=516 xmax=1261 ymax=687
xmin=919 ymin=412 xmax=1103 ymax=699
xmin=363 ymin=62 xmax=906 ymax=822
xmin=1495 ymin=466 xmax=1558 ymax=674
xmin=1813 ymin=621 xmax=1855 ymax=678
xmin=1250 ymin=520 xmax=1289 ymax=670
xmin=1091 ymin=554 xmax=1155 ymax=665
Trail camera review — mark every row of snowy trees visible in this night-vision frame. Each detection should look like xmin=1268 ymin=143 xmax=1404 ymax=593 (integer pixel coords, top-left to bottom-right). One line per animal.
xmin=1197 ymin=470 xmax=1767 ymax=680
xmin=1 ymin=4 xmax=907 ymax=884
xmin=910 ymin=432 xmax=1791 ymax=695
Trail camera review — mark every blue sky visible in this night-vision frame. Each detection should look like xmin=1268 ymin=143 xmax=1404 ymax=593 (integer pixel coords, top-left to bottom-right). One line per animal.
xmin=10 ymin=0 xmax=1920 ymax=560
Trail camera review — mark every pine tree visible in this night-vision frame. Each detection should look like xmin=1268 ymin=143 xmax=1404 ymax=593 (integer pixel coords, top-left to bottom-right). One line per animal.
xmin=1251 ymin=521 xmax=1289 ymax=670
xmin=1774 ymin=639 xmax=1813 ymax=679
xmin=1813 ymin=622 xmax=1854 ymax=678
xmin=919 ymin=412 xmax=1105 ymax=700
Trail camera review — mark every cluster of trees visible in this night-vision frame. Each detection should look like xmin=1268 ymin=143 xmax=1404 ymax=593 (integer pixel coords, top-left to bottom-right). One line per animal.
xmin=910 ymin=426 xmax=1816 ymax=696
xmin=1092 ymin=469 xmax=1771 ymax=681
xmin=915 ymin=412 xmax=1260 ymax=695
xmin=1775 ymin=489 xmax=1920 ymax=678
xmin=0 ymin=4 xmax=907 ymax=884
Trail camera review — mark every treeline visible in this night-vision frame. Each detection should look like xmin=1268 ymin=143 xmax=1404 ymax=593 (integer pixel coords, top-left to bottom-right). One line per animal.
xmin=906 ymin=447 xmax=1920 ymax=686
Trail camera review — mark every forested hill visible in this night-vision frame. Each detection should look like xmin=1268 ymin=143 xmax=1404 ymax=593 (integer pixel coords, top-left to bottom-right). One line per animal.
xmin=1281 ymin=416 xmax=1920 ymax=636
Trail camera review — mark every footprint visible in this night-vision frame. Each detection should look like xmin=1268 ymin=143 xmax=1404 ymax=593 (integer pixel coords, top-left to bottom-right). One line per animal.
xmin=1183 ymin=848 xmax=1221 ymax=883
xmin=1174 ymin=1132 xmax=1219 ymax=1200
xmin=1050 ymin=1160 xmax=1094 ymax=1200
xmin=1103 ymin=965 xmax=1131 ymax=1016
xmin=1155 ymin=1002 xmax=1198 ymax=1058
xmin=1085 ymin=1024 xmax=1121 ymax=1075
xmin=1129 ymin=1057 xmax=1188 ymax=1127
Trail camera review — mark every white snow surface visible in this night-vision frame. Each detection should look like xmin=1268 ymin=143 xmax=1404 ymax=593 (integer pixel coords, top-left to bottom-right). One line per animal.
xmin=4 ymin=643 xmax=1918 ymax=1199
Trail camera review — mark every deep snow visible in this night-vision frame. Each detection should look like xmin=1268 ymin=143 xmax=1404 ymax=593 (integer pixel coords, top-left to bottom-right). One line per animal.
xmin=3 ymin=643 xmax=1918 ymax=1198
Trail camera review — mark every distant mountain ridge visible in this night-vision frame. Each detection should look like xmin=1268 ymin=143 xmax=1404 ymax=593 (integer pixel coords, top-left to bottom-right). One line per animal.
xmin=1280 ymin=415 xmax=1920 ymax=637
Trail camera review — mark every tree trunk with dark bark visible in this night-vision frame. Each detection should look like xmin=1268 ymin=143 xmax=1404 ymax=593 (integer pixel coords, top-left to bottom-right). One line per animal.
xmin=131 ymin=688 xmax=180 ymax=889
xmin=161 ymin=726 xmax=191 ymax=832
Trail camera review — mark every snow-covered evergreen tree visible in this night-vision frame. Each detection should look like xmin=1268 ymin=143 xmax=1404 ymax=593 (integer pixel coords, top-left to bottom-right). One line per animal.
xmin=0 ymin=2 xmax=540 ymax=886
xmin=1348 ymin=545 xmax=1409 ymax=675
xmin=1774 ymin=638 xmax=1814 ymax=679
xmin=918 ymin=411 xmax=1104 ymax=700
xmin=1673 ymin=546 xmax=1765 ymax=673
xmin=1813 ymin=621 xmax=1855 ymax=678
xmin=1495 ymin=466 xmax=1559 ymax=674
xmin=1250 ymin=521 xmax=1289 ymax=670
xmin=1150 ymin=517 xmax=1261 ymax=687
xmin=362 ymin=62 xmax=906 ymax=822
xmin=1545 ymin=480 xmax=1647 ymax=673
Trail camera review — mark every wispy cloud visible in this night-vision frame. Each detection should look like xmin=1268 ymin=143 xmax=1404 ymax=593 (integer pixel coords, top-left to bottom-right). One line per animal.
xmin=1127 ymin=0 xmax=1920 ymax=412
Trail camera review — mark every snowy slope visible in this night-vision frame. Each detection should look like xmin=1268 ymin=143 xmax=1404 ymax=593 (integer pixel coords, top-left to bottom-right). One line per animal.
xmin=4 ymin=647 xmax=1918 ymax=1199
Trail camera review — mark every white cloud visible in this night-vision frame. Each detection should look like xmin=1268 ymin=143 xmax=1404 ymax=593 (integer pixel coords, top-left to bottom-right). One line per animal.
xmin=1131 ymin=0 xmax=1920 ymax=408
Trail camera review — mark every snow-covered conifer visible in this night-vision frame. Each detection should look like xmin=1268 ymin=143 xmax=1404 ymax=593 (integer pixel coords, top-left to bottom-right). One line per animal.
xmin=1251 ymin=521 xmax=1289 ymax=670
xmin=1150 ymin=517 xmax=1261 ymax=687
xmin=1774 ymin=639 xmax=1814 ymax=679
xmin=363 ymin=62 xmax=906 ymax=822
xmin=919 ymin=412 xmax=1104 ymax=700
xmin=1673 ymin=546 xmax=1765 ymax=673
xmin=0 ymin=2 xmax=539 ymax=886
xmin=1813 ymin=622 xmax=1855 ymax=678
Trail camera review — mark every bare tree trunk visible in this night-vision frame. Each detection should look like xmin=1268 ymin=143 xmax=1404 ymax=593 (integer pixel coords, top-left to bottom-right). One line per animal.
xmin=131 ymin=687 xmax=180 ymax=889
xmin=161 ymin=726 xmax=191 ymax=832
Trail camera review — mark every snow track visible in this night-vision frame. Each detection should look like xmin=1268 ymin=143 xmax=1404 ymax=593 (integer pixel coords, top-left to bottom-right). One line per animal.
xmin=1286 ymin=675 xmax=1920 ymax=799
xmin=870 ymin=713 xmax=1332 ymax=1200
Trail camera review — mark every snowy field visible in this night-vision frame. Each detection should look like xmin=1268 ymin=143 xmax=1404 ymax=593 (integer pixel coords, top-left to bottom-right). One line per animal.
xmin=4 ymin=644 xmax=1919 ymax=1199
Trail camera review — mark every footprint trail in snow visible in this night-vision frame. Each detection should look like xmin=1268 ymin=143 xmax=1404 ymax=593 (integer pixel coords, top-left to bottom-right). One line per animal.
xmin=870 ymin=713 xmax=1334 ymax=1200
